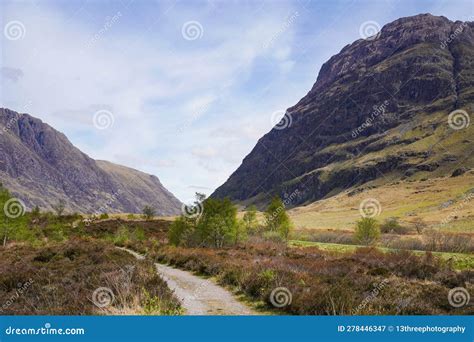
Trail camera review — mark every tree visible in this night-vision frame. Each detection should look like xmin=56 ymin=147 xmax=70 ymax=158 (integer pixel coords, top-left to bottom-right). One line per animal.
xmin=142 ymin=206 xmax=156 ymax=220
xmin=264 ymin=196 xmax=292 ymax=240
xmin=197 ymin=198 xmax=238 ymax=248
xmin=31 ymin=205 xmax=41 ymax=218
xmin=242 ymin=205 xmax=258 ymax=234
xmin=354 ymin=217 xmax=380 ymax=245
xmin=52 ymin=200 xmax=66 ymax=217
xmin=412 ymin=217 xmax=427 ymax=234
xmin=168 ymin=216 xmax=196 ymax=246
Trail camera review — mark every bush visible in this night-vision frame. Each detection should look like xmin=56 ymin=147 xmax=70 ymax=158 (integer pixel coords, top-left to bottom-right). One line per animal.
xmin=99 ymin=213 xmax=109 ymax=220
xmin=262 ymin=230 xmax=285 ymax=243
xmin=264 ymin=197 xmax=293 ymax=240
xmin=354 ymin=218 xmax=380 ymax=245
xmin=242 ymin=205 xmax=259 ymax=234
xmin=142 ymin=206 xmax=156 ymax=220
xmin=380 ymin=218 xmax=409 ymax=234
xmin=168 ymin=216 xmax=197 ymax=246
xmin=411 ymin=218 xmax=427 ymax=234
xmin=52 ymin=200 xmax=66 ymax=217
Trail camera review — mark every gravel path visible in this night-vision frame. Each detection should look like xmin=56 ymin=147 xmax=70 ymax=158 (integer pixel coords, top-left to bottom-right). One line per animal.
xmin=117 ymin=247 xmax=257 ymax=315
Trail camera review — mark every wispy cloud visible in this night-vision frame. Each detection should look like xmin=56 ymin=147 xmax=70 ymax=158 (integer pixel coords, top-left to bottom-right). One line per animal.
xmin=1 ymin=0 xmax=472 ymax=201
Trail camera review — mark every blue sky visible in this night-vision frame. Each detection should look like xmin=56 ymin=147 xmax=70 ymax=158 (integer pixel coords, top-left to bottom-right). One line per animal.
xmin=1 ymin=0 xmax=473 ymax=202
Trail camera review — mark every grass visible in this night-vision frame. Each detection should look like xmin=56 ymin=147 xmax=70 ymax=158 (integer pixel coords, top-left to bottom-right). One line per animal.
xmin=289 ymin=172 xmax=474 ymax=232
xmin=290 ymin=240 xmax=474 ymax=270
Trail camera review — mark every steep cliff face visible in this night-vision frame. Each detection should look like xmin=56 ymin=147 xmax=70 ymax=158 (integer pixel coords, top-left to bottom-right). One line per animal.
xmin=0 ymin=108 xmax=181 ymax=215
xmin=213 ymin=14 xmax=474 ymax=206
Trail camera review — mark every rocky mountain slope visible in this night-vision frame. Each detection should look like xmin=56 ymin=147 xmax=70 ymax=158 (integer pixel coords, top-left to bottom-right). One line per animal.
xmin=213 ymin=14 xmax=474 ymax=207
xmin=0 ymin=108 xmax=181 ymax=215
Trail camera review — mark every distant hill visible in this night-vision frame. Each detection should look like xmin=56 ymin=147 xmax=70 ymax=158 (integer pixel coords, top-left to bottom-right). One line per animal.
xmin=0 ymin=108 xmax=181 ymax=215
xmin=213 ymin=14 xmax=474 ymax=207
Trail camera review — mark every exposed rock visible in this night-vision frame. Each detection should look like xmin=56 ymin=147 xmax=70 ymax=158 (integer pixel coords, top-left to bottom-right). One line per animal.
xmin=451 ymin=167 xmax=468 ymax=177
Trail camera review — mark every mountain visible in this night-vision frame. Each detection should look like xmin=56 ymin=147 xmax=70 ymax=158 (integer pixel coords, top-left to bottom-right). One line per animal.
xmin=213 ymin=14 xmax=474 ymax=207
xmin=0 ymin=108 xmax=182 ymax=215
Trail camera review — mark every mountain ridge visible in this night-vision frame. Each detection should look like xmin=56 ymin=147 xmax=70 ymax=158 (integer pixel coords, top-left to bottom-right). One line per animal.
xmin=0 ymin=108 xmax=182 ymax=215
xmin=212 ymin=13 xmax=474 ymax=207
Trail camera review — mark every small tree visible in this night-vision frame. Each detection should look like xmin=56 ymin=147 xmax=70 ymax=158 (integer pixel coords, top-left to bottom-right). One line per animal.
xmin=197 ymin=198 xmax=238 ymax=248
xmin=264 ymin=196 xmax=293 ymax=240
xmin=242 ymin=205 xmax=258 ymax=234
xmin=412 ymin=217 xmax=427 ymax=234
xmin=31 ymin=205 xmax=41 ymax=218
xmin=142 ymin=206 xmax=156 ymax=220
xmin=354 ymin=217 xmax=380 ymax=245
xmin=169 ymin=216 xmax=195 ymax=246
xmin=52 ymin=200 xmax=66 ymax=217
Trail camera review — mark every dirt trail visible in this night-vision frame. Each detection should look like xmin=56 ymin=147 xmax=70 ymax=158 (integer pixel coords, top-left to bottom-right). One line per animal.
xmin=117 ymin=247 xmax=257 ymax=315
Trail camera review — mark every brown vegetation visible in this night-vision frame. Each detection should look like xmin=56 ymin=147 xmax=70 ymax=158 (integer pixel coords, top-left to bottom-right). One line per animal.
xmin=0 ymin=238 xmax=181 ymax=315
xmin=152 ymin=239 xmax=473 ymax=315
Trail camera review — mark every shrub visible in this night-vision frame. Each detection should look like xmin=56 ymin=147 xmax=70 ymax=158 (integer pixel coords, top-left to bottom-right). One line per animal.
xmin=52 ymin=200 xmax=66 ymax=217
xmin=142 ymin=206 xmax=156 ymax=220
xmin=264 ymin=197 xmax=293 ymax=240
xmin=99 ymin=213 xmax=109 ymax=220
xmin=412 ymin=218 xmax=427 ymax=234
xmin=262 ymin=231 xmax=285 ymax=243
xmin=114 ymin=225 xmax=130 ymax=245
xmin=380 ymin=218 xmax=409 ymax=234
xmin=168 ymin=216 xmax=196 ymax=246
xmin=242 ymin=205 xmax=259 ymax=234
xmin=354 ymin=218 xmax=380 ymax=245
